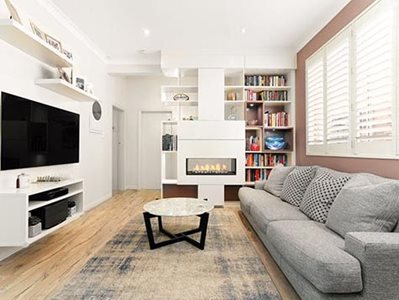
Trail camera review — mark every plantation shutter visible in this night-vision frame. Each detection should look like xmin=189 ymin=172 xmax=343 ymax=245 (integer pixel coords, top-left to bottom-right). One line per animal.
xmin=326 ymin=33 xmax=350 ymax=147
xmin=306 ymin=54 xmax=325 ymax=148
xmin=354 ymin=1 xmax=395 ymax=153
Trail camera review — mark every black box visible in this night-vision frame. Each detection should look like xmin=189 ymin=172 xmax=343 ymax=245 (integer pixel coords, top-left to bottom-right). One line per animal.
xmin=29 ymin=187 xmax=69 ymax=201
xmin=32 ymin=199 xmax=68 ymax=229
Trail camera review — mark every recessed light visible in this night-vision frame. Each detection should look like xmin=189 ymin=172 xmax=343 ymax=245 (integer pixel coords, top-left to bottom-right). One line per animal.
xmin=143 ymin=28 xmax=150 ymax=37
xmin=241 ymin=27 xmax=246 ymax=34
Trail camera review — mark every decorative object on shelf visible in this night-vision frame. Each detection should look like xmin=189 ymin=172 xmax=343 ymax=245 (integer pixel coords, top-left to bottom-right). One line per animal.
xmin=17 ymin=173 xmax=30 ymax=189
xmin=29 ymin=20 xmax=44 ymax=40
xmin=182 ymin=115 xmax=196 ymax=121
xmin=75 ymin=76 xmax=85 ymax=90
xmin=265 ymin=135 xmax=287 ymax=150
xmin=63 ymin=48 xmax=73 ymax=60
xmin=249 ymin=136 xmax=260 ymax=151
xmin=57 ymin=67 xmax=72 ymax=84
xmin=44 ymin=33 xmax=62 ymax=53
xmin=247 ymin=120 xmax=258 ymax=126
xmin=90 ymin=100 xmax=104 ymax=134
xmin=173 ymin=93 xmax=189 ymax=102
xmin=4 ymin=0 xmax=22 ymax=24
xmin=68 ymin=201 xmax=77 ymax=217
xmin=227 ymin=91 xmax=237 ymax=101
xmin=227 ymin=105 xmax=238 ymax=120
xmin=28 ymin=216 xmax=42 ymax=238
xmin=85 ymin=82 xmax=93 ymax=94
xmin=36 ymin=176 xmax=62 ymax=183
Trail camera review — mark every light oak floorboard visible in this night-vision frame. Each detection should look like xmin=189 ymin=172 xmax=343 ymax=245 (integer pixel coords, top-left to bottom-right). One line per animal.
xmin=0 ymin=190 xmax=298 ymax=300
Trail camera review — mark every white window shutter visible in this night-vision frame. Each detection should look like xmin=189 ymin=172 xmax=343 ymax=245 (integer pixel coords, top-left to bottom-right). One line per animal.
xmin=353 ymin=1 xmax=395 ymax=155
xmin=306 ymin=53 xmax=325 ymax=152
xmin=325 ymin=31 xmax=351 ymax=151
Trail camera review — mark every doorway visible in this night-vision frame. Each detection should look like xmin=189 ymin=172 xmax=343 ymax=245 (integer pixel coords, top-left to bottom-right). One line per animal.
xmin=112 ymin=106 xmax=126 ymax=195
xmin=138 ymin=111 xmax=172 ymax=189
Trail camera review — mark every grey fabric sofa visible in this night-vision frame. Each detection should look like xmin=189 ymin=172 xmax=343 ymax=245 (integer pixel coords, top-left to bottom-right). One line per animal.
xmin=239 ymin=167 xmax=399 ymax=300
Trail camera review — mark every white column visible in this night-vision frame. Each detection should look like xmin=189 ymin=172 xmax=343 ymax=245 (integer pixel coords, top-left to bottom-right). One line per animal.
xmin=198 ymin=68 xmax=224 ymax=121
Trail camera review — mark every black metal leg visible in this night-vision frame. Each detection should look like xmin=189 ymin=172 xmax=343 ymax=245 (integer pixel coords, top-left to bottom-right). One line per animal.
xmin=143 ymin=212 xmax=210 ymax=250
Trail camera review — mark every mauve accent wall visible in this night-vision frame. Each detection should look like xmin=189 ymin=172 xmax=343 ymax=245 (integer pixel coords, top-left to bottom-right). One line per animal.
xmin=295 ymin=0 xmax=399 ymax=180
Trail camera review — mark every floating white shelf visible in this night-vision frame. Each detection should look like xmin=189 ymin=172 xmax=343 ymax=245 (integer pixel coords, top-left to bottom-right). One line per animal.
xmin=162 ymin=151 xmax=178 ymax=154
xmin=264 ymin=126 xmax=293 ymax=130
xmin=161 ymin=100 xmax=198 ymax=106
xmin=244 ymin=86 xmax=291 ymax=91
xmin=0 ymin=19 xmax=73 ymax=68
xmin=264 ymin=101 xmax=292 ymax=106
xmin=35 ymin=79 xmax=99 ymax=102
xmin=224 ymin=100 xmax=245 ymax=104
xmin=27 ymin=212 xmax=83 ymax=245
xmin=28 ymin=189 xmax=83 ymax=211
xmin=162 ymin=179 xmax=178 ymax=184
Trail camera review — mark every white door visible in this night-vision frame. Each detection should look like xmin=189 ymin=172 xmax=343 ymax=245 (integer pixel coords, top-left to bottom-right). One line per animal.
xmin=140 ymin=111 xmax=171 ymax=189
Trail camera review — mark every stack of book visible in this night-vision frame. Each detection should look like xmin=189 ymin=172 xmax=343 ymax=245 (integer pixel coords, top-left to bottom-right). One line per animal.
xmin=264 ymin=111 xmax=289 ymax=127
xmin=246 ymin=169 xmax=269 ymax=182
xmin=265 ymin=154 xmax=288 ymax=166
xmin=245 ymin=89 xmax=260 ymax=101
xmin=246 ymin=153 xmax=265 ymax=167
xmin=260 ymin=90 xmax=288 ymax=101
xmin=245 ymin=75 xmax=287 ymax=87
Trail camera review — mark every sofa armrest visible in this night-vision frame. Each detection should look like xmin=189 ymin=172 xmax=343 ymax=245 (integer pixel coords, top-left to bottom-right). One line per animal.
xmin=254 ymin=180 xmax=267 ymax=190
xmin=345 ymin=232 xmax=399 ymax=299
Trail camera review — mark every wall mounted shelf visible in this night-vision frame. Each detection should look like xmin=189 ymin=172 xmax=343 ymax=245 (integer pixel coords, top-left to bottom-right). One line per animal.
xmin=0 ymin=19 xmax=73 ymax=68
xmin=35 ymin=79 xmax=98 ymax=102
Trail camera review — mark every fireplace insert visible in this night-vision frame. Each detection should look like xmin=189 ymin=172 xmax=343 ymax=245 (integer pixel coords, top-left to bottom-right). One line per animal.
xmin=186 ymin=158 xmax=236 ymax=175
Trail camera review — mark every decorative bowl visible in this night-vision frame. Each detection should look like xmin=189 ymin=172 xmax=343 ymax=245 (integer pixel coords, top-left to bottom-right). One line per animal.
xmin=265 ymin=136 xmax=287 ymax=150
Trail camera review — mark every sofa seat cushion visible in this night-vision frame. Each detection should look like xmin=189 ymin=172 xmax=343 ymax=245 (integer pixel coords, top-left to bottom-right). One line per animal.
xmin=238 ymin=187 xmax=267 ymax=213
xmin=267 ymin=220 xmax=363 ymax=294
xmin=249 ymin=193 xmax=309 ymax=231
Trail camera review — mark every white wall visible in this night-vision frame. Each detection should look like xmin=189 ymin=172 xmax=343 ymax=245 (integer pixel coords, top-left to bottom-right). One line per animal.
xmin=0 ymin=1 xmax=124 ymax=260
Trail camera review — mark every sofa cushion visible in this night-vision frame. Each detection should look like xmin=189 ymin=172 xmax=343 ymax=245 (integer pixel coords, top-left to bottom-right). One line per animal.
xmin=326 ymin=174 xmax=399 ymax=238
xmin=238 ymin=187 xmax=266 ymax=213
xmin=264 ymin=165 xmax=295 ymax=197
xmin=267 ymin=220 xmax=363 ymax=293
xmin=300 ymin=169 xmax=350 ymax=223
xmin=280 ymin=166 xmax=316 ymax=207
xmin=249 ymin=193 xmax=309 ymax=231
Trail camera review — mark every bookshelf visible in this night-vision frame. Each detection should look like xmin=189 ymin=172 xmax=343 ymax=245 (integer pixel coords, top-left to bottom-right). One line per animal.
xmin=224 ymin=69 xmax=296 ymax=185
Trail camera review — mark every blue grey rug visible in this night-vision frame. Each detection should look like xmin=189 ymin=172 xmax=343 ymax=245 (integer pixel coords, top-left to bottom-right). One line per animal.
xmin=52 ymin=210 xmax=280 ymax=300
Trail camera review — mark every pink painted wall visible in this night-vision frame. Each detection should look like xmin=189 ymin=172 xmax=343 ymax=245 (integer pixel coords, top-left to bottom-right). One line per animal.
xmin=295 ymin=0 xmax=399 ymax=180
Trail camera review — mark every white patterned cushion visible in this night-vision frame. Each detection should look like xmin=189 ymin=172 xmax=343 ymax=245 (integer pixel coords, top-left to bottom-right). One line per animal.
xmin=300 ymin=170 xmax=350 ymax=223
xmin=280 ymin=166 xmax=316 ymax=207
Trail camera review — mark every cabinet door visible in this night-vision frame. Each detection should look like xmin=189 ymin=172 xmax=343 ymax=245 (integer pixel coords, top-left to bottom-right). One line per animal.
xmin=0 ymin=194 xmax=27 ymax=246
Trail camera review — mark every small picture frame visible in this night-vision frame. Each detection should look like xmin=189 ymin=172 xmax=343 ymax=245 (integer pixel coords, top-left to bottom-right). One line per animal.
xmin=4 ymin=0 xmax=22 ymax=24
xmin=45 ymin=33 xmax=62 ymax=53
xmin=75 ymin=76 xmax=85 ymax=90
xmin=57 ymin=67 xmax=72 ymax=84
xmin=63 ymin=48 xmax=73 ymax=61
xmin=30 ymin=20 xmax=44 ymax=40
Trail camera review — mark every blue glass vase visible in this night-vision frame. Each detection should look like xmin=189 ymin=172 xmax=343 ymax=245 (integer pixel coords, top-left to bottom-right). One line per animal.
xmin=265 ymin=135 xmax=287 ymax=150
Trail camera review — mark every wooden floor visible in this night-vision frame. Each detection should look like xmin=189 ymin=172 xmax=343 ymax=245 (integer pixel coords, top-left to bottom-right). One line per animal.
xmin=0 ymin=190 xmax=299 ymax=300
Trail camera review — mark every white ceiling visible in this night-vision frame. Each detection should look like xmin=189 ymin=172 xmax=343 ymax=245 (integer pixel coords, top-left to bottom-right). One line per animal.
xmin=49 ymin=0 xmax=350 ymax=63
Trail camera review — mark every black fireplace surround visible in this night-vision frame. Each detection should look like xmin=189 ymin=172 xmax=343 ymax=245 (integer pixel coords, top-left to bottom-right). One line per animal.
xmin=186 ymin=158 xmax=236 ymax=175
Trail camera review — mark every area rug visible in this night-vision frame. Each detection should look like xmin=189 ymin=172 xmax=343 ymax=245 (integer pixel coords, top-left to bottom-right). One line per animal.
xmin=52 ymin=209 xmax=280 ymax=300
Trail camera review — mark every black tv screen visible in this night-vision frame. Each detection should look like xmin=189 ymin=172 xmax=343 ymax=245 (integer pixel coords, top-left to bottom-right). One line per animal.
xmin=1 ymin=92 xmax=80 ymax=170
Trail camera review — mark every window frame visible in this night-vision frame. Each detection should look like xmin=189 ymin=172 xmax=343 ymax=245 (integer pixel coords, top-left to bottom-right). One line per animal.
xmin=305 ymin=0 xmax=399 ymax=160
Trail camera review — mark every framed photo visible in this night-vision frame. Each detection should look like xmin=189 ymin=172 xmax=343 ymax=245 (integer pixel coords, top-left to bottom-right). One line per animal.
xmin=4 ymin=0 xmax=22 ymax=24
xmin=57 ymin=67 xmax=72 ymax=84
xmin=63 ymin=49 xmax=73 ymax=61
xmin=30 ymin=20 xmax=44 ymax=40
xmin=45 ymin=33 xmax=62 ymax=53
xmin=75 ymin=76 xmax=85 ymax=90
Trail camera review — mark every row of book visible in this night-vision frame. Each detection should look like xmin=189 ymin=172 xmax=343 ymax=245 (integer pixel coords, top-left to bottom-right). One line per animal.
xmin=245 ymin=75 xmax=287 ymax=87
xmin=246 ymin=169 xmax=269 ymax=182
xmin=162 ymin=134 xmax=178 ymax=151
xmin=246 ymin=153 xmax=288 ymax=167
xmin=245 ymin=90 xmax=289 ymax=101
xmin=264 ymin=111 xmax=289 ymax=127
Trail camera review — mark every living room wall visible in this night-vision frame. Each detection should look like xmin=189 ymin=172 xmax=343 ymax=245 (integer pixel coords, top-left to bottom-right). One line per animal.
xmin=295 ymin=0 xmax=399 ymax=180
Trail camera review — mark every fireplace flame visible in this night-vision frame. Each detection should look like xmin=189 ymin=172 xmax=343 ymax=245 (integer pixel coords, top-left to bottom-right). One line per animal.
xmin=192 ymin=163 xmax=229 ymax=174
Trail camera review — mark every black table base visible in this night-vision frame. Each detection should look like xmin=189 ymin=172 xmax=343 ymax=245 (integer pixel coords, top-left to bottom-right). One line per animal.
xmin=143 ymin=212 xmax=209 ymax=250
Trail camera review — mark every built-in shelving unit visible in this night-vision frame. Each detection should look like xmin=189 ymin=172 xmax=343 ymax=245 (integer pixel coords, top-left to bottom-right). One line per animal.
xmin=0 ymin=179 xmax=84 ymax=247
xmin=224 ymin=69 xmax=296 ymax=185
xmin=0 ymin=19 xmax=73 ymax=68
xmin=35 ymin=79 xmax=99 ymax=102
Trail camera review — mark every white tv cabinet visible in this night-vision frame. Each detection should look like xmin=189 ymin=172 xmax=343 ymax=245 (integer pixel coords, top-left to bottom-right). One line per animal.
xmin=0 ymin=179 xmax=84 ymax=247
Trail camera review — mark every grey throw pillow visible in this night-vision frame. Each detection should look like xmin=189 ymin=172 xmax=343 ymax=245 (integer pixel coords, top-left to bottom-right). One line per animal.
xmin=264 ymin=165 xmax=295 ymax=197
xmin=280 ymin=166 xmax=316 ymax=207
xmin=300 ymin=169 xmax=350 ymax=223
xmin=326 ymin=175 xmax=399 ymax=238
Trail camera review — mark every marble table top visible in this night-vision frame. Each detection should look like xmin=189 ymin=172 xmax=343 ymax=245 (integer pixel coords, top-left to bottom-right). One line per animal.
xmin=143 ymin=198 xmax=214 ymax=217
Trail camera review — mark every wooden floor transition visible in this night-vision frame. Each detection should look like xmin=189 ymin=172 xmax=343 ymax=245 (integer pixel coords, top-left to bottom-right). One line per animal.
xmin=0 ymin=190 xmax=299 ymax=300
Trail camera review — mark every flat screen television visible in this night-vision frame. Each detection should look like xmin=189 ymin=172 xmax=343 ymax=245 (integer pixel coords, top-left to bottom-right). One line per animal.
xmin=1 ymin=92 xmax=80 ymax=170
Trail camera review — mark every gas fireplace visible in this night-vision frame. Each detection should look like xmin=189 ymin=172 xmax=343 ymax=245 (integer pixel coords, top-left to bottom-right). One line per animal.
xmin=186 ymin=158 xmax=236 ymax=175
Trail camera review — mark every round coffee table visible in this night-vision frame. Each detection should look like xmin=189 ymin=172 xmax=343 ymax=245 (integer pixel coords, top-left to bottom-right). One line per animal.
xmin=143 ymin=198 xmax=213 ymax=250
